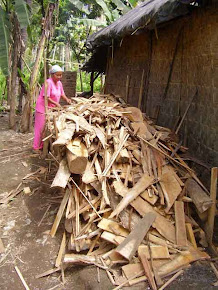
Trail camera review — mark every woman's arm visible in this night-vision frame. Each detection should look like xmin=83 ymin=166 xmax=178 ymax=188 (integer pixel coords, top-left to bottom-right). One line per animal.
xmin=48 ymin=97 xmax=61 ymax=107
xmin=61 ymin=94 xmax=71 ymax=104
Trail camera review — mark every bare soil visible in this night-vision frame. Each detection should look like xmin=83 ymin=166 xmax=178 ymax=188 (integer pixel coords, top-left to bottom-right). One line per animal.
xmin=0 ymin=112 xmax=217 ymax=290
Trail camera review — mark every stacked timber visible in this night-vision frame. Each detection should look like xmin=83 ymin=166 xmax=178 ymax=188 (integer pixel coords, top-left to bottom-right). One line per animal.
xmin=47 ymin=94 xmax=211 ymax=288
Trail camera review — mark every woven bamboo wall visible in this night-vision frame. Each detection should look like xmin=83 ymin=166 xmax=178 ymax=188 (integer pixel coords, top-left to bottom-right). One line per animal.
xmin=105 ymin=5 xmax=218 ymax=165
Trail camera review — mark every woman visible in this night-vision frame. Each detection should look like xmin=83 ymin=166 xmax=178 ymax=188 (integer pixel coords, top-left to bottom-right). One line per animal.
xmin=33 ymin=65 xmax=71 ymax=151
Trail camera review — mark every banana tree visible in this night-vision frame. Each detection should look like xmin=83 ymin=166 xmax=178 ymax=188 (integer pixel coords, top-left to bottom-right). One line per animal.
xmin=0 ymin=0 xmax=30 ymax=128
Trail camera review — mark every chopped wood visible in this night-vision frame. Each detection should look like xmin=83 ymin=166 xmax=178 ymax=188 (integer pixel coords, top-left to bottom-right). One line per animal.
xmin=115 ymin=212 xmax=156 ymax=260
xmin=158 ymin=249 xmax=209 ymax=277
xmin=160 ymin=165 xmax=182 ymax=213
xmin=51 ymin=159 xmax=71 ymax=188
xmin=186 ymin=223 xmax=197 ymax=249
xmin=138 ymin=245 xmax=170 ymax=260
xmin=66 ymin=138 xmax=88 ymax=174
xmin=50 ymin=189 xmax=70 ymax=237
xmin=110 ymin=174 xmax=154 ymax=218
xmin=175 ymin=201 xmax=187 ymax=247
xmin=55 ymin=232 xmax=66 ymax=267
xmin=138 ymin=245 xmax=157 ymax=290
xmin=40 ymin=95 xmax=211 ymax=287
xmin=186 ymin=178 xmax=213 ymax=213
xmin=98 ymin=218 xmax=129 ymax=237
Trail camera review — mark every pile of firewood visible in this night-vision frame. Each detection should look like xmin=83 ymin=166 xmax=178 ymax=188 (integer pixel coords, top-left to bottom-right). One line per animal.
xmin=45 ymin=94 xmax=212 ymax=288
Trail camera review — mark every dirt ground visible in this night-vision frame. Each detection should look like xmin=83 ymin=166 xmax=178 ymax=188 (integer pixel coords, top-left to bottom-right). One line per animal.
xmin=0 ymin=112 xmax=217 ymax=290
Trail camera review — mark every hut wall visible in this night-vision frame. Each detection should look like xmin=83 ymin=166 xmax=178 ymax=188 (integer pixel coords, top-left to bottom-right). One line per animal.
xmin=105 ymin=5 xmax=218 ymax=165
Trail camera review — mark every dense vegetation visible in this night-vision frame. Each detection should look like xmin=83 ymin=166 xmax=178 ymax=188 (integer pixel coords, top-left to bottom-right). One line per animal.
xmin=0 ymin=0 xmax=139 ymax=130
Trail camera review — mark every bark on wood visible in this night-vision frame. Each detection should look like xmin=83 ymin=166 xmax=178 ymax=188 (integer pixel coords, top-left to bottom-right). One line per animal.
xmin=186 ymin=178 xmax=213 ymax=213
xmin=20 ymin=4 xmax=55 ymax=132
xmin=66 ymin=138 xmax=88 ymax=174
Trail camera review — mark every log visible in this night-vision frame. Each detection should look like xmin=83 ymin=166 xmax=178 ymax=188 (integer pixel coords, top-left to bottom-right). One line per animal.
xmin=115 ymin=212 xmax=156 ymax=260
xmin=110 ymin=174 xmax=154 ymax=218
xmin=186 ymin=178 xmax=213 ymax=213
xmin=66 ymin=138 xmax=88 ymax=174
xmin=51 ymin=159 xmax=71 ymax=189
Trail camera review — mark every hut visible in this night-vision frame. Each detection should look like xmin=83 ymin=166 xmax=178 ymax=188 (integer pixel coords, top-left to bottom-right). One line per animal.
xmin=84 ymin=0 xmax=218 ymax=166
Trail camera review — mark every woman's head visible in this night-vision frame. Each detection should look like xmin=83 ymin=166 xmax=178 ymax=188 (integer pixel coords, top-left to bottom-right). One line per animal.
xmin=49 ymin=65 xmax=63 ymax=82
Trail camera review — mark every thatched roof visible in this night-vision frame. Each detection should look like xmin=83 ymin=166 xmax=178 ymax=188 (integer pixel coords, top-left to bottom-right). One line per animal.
xmin=84 ymin=0 xmax=198 ymax=72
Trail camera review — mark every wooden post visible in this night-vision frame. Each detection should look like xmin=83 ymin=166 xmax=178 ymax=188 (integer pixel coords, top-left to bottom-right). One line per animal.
xmin=125 ymin=75 xmax=130 ymax=103
xmin=137 ymin=69 xmax=145 ymax=110
xmin=206 ymin=167 xmax=218 ymax=244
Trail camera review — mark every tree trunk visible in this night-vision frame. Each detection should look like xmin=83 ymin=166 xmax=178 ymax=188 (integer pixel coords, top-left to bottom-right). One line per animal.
xmin=65 ymin=43 xmax=71 ymax=71
xmin=9 ymin=14 xmax=21 ymax=129
xmin=20 ymin=3 xmax=55 ymax=132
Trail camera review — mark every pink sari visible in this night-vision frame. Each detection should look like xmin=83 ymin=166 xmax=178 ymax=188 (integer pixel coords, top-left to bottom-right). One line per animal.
xmin=33 ymin=111 xmax=46 ymax=150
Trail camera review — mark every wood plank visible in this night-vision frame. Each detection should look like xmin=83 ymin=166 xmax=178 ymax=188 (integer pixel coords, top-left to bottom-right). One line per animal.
xmin=51 ymin=159 xmax=71 ymax=189
xmin=159 ymin=165 xmax=182 ymax=212
xmin=50 ymin=189 xmax=70 ymax=237
xmin=137 ymin=245 xmax=170 ymax=260
xmin=97 ymin=218 xmax=129 ymax=237
xmin=138 ymin=245 xmax=157 ymax=290
xmin=113 ymin=180 xmax=176 ymax=243
xmin=110 ymin=174 xmax=154 ymax=218
xmin=185 ymin=178 xmax=213 ymax=213
xmin=52 ymin=123 xmax=75 ymax=147
xmin=122 ymin=263 xmax=144 ymax=280
xmin=55 ymin=231 xmax=66 ymax=267
xmin=175 ymin=201 xmax=187 ymax=246
xmin=101 ymin=231 xmax=125 ymax=245
xmin=115 ymin=212 xmax=156 ymax=260
xmin=206 ymin=167 xmax=218 ymax=244
xmin=186 ymin=223 xmax=197 ymax=249
xmin=140 ymin=190 xmax=158 ymax=205
xmin=157 ymin=249 xmax=209 ymax=277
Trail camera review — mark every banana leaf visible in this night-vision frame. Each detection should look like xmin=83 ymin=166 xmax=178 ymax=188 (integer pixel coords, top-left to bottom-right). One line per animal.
xmin=14 ymin=0 xmax=30 ymax=29
xmin=0 ymin=7 xmax=9 ymax=75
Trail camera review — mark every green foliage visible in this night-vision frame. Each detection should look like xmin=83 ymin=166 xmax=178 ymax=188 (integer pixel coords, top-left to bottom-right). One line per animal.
xmin=76 ymin=71 xmax=102 ymax=93
xmin=14 ymin=0 xmax=30 ymax=28
xmin=17 ymin=68 xmax=30 ymax=90
xmin=0 ymin=69 xmax=7 ymax=105
xmin=0 ymin=7 xmax=9 ymax=75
